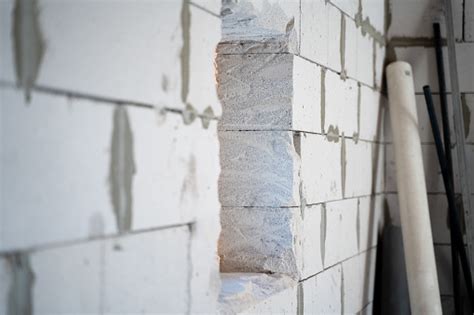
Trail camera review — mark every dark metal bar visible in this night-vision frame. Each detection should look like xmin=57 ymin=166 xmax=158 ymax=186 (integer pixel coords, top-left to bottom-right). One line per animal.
xmin=433 ymin=22 xmax=461 ymax=314
xmin=444 ymin=0 xmax=474 ymax=285
xmin=423 ymin=86 xmax=474 ymax=309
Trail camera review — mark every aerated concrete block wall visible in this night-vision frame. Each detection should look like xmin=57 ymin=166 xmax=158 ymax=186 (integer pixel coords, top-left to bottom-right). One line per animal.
xmin=217 ymin=0 xmax=387 ymax=313
xmin=387 ymin=0 xmax=474 ymax=312
xmin=0 ymin=0 xmax=222 ymax=313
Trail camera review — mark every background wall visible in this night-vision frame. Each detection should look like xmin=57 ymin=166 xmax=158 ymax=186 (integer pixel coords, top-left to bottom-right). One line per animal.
xmin=0 ymin=0 xmax=222 ymax=313
xmin=387 ymin=0 xmax=474 ymax=312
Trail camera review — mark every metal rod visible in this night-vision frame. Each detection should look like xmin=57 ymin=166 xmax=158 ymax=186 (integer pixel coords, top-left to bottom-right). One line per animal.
xmin=432 ymin=22 xmax=461 ymax=314
xmin=444 ymin=0 xmax=474 ymax=283
xmin=423 ymin=86 xmax=474 ymax=307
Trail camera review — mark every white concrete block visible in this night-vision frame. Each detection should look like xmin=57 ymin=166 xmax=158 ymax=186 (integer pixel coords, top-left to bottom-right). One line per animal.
xmin=188 ymin=6 xmax=222 ymax=115
xmin=0 ymin=0 xmax=15 ymax=83
xmin=393 ymin=47 xmax=451 ymax=93
xmin=428 ymin=195 xmax=451 ymax=244
xmin=360 ymin=302 xmax=374 ymax=315
xmin=303 ymin=264 xmax=342 ymax=314
xmin=219 ymin=207 xmax=301 ymax=276
xmin=388 ymin=0 xmax=463 ymax=41
xmin=219 ymin=131 xmax=300 ymax=207
xmin=345 ymin=17 xmax=359 ymax=80
xmin=191 ymin=0 xmax=221 ymax=16
xmin=373 ymin=143 xmax=386 ymax=194
xmin=385 ymin=143 xmax=460 ymax=193
xmin=345 ymin=140 xmax=373 ymax=197
xmin=220 ymin=0 xmax=300 ymax=54
xmin=1 ymin=90 xmax=116 ymax=250
xmin=38 ymin=1 xmax=182 ymax=106
xmin=330 ymin=0 xmax=358 ymax=18
xmin=356 ymin=32 xmax=374 ymax=86
xmin=457 ymin=43 xmax=474 ymax=93
xmin=466 ymin=0 xmax=474 ymax=41
xmin=358 ymin=195 xmax=385 ymax=252
xmin=387 ymin=193 xmax=451 ymax=243
xmin=103 ymin=227 xmax=190 ymax=314
xmin=1 ymin=88 xmax=220 ymax=250
xmin=217 ymin=54 xmax=322 ymax=133
xmin=301 ymin=134 xmax=342 ymax=204
xmin=434 ymin=244 xmax=453 ymax=295
xmin=325 ymin=71 xmax=358 ymax=137
xmin=293 ymin=56 xmax=322 ymax=134
xmin=241 ymin=284 xmax=297 ymax=315
xmin=0 ymin=257 xmax=11 ymax=315
xmin=130 ymin=107 xmax=220 ymax=233
xmin=362 ymin=0 xmax=386 ymax=35
xmin=385 ymin=193 xmax=401 ymax=226
xmin=327 ymin=4 xmax=342 ymax=73
xmin=394 ymin=47 xmax=448 ymax=93
xmin=218 ymin=273 xmax=297 ymax=315
xmin=2 ymin=1 xmax=220 ymax=114
xmin=214 ymin=205 xmax=324 ymax=280
xmin=32 ymin=241 xmax=102 ymax=314
xmin=324 ymin=198 xmax=359 ymax=267
xmin=342 ymin=249 xmax=377 ymax=314
xmin=32 ymin=226 xmax=191 ymax=314
xmin=301 ymin=204 xmax=324 ymax=278
xmin=359 ymin=86 xmax=385 ymax=141
xmin=374 ymin=43 xmax=386 ymax=89
xmin=385 ymin=94 xmax=455 ymax=144
xmin=300 ymin=0 xmax=330 ymax=67
xmin=216 ymin=53 xmax=293 ymax=130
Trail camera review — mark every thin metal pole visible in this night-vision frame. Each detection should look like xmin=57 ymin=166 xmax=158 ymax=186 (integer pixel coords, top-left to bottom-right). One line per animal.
xmin=432 ymin=22 xmax=461 ymax=314
xmin=424 ymin=86 xmax=473 ymax=308
xmin=444 ymin=0 xmax=474 ymax=283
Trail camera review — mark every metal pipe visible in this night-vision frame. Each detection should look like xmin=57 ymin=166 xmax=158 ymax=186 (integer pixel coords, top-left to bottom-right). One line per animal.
xmin=444 ymin=0 xmax=474 ymax=282
xmin=432 ymin=22 xmax=461 ymax=314
xmin=423 ymin=86 xmax=473 ymax=309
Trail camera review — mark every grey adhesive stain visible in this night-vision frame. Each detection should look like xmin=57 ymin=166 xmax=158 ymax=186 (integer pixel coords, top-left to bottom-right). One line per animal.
xmin=340 ymin=15 xmax=347 ymax=80
xmin=7 ymin=253 xmax=34 ymax=315
xmin=461 ymin=94 xmax=471 ymax=139
xmin=327 ymin=125 xmax=340 ymax=143
xmin=384 ymin=0 xmax=392 ymax=35
xmin=88 ymin=212 xmax=105 ymax=238
xmin=353 ymin=83 xmax=361 ymax=143
xmin=320 ymin=204 xmax=327 ymax=267
xmin=341 ymin=134 xmax=347 ymax=198
xmin=340 ymin=267 xmax=345 ymax=315
xmin=180 ymin=155 xmax=198 ymax=203
xmin=182 ymin=103 xmax=197 ymax=125
xmin=180 ymin=0 xmax=191 ymax=104
xmin=109 ymin=107 xmax=136 ymax=233
xmin=161 ymin=75 xmax=169 ymax=92
xmin=297 ymin=282 xmax=304 ymax=315
xmin=293 ymin=132 xmax=301 ymax=157
xmin=321 ymin=68 xmax=327 ymax=134
xmin=372 ymin=39 xmax=376 ymax=87
xmin=286 ymin=17 xmax=295 ymax=33
xmin=155 ymin=106 xmax=167 ymax=126
xmin=356 ymin=199 xmax=360 ymax=251
xmin=299 ymin=181 xmax=306 ymax=220
xmin=355 ymin=0 xmax=385 ymax=46
xmin=12 ymin=0 xmax=45 ymax=102
xmin=201 ymin=106 xmax=214 ymax=129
